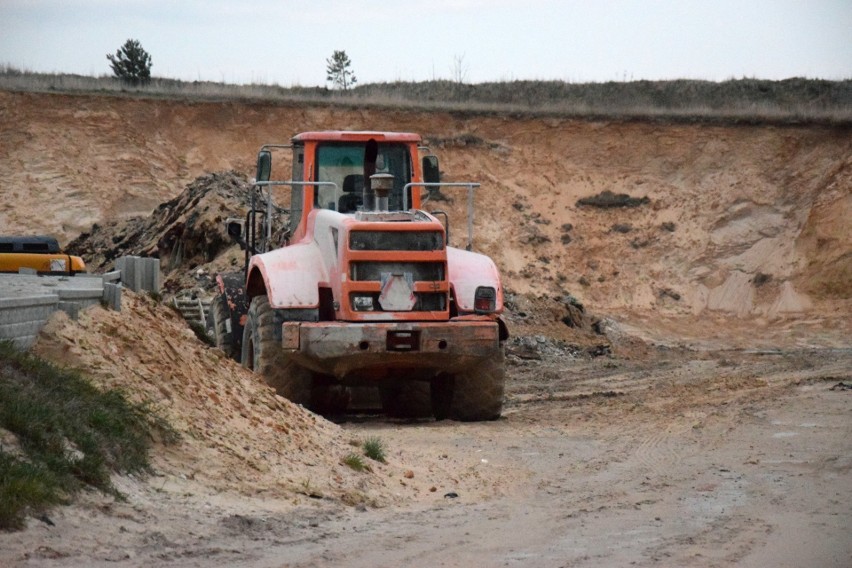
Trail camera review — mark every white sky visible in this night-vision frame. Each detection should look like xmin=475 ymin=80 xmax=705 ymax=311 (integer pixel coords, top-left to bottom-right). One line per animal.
xmin=1 ymin=0 xmax=850 ymax=85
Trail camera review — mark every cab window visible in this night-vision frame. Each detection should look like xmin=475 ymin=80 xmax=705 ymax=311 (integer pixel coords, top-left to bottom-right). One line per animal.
xmin=315 ymin=142 xmax=411 ymax=212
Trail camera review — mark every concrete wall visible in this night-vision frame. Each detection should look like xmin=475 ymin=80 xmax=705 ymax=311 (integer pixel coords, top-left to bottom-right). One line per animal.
xmin=0 ymin=256 xmax=160 ymax=349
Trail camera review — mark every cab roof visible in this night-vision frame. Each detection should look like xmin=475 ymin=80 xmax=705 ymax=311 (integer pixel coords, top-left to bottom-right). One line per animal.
xmin=292 ymin=131 xmax=422 ymax=143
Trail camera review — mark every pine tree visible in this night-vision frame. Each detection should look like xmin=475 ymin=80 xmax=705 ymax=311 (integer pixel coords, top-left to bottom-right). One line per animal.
xmin=107 ymin=39 xmax=152 ymax=85
xmin=326 ymin=50 xmax=357 ymax=91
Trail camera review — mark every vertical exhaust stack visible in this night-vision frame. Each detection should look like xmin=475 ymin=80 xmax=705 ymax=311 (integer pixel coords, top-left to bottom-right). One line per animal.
xmin=370 ymin=173 xmax=394 ymax=212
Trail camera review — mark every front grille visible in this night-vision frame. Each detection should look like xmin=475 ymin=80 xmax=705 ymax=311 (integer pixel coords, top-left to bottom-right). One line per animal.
xmin=350 ymin=231 xmax=444 ymax=251
xmin=350 ymin=292 xmax=446 ymax=312
xmin=350 ymin=262 xmax=444 ymax=282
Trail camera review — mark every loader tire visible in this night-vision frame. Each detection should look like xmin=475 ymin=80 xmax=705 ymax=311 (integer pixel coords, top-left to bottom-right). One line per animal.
xmin=311 ymin=381 xmax=351 ymax=415
xmin=434 ymin=351 xmax=505 ymax=422
xmin=212 ymin=293 xmax=239 ymax=361
xmin=241 ymin=295 xmax=312 ymax=406
xmin=380 ymin=381 xmax=432 ymax=419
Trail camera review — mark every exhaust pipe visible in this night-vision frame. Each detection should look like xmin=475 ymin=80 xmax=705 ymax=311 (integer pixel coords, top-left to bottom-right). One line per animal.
xmin=370 ymin=173 xmax=394 ymax=212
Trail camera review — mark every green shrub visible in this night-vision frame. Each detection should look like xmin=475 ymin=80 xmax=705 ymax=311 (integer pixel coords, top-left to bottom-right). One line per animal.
xmin=0 ymin=340 xmax=168 ymax=530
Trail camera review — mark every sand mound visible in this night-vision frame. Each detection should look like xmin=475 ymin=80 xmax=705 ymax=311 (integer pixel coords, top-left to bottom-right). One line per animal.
xmin=33 ymin=292 xmax=404 ymax=506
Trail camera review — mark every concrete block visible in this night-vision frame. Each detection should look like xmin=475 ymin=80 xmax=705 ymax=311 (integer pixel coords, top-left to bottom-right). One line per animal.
xmin=58 ymin=302 xmax=81 ymax=320
xmin=141 ymin=257 xmax=161 ymax=293
xmin=0 ymin=295 xmax=59 ymax=310
xmin=0 ymin=299 xmax=58 ymax=327
xmin=57 ymin=288 xmax=103 ymax=301
xmin=119 ymin=256 xmax=142 ymax=292
xmin=115 ymin=256 xmax=161 ymax=294
xmin=0 ymin=320 xmax=45 ymax=339
xmin=102 ymin=270 xmax=121 ymax=283
xmin=103 ymin=283 xmax=122 ymax=311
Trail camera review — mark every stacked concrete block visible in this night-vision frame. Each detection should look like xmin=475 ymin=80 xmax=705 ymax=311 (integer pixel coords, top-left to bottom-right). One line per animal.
xmin=0 ymin=294 xmax=60 ymax=349
xmin=0 ymin=273 xmax=111 ymax=348
xmin=57 ymin=286 xmax=104 ymax=319
xmin=0 ymin=256 xmax=160 ymax=349
xmin=115 ymin=256 xmax=160 ymax=293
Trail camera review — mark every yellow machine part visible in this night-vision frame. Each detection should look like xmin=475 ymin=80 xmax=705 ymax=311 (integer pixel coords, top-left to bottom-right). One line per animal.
xmin=0 ymin=253 xmax=87 ymax=274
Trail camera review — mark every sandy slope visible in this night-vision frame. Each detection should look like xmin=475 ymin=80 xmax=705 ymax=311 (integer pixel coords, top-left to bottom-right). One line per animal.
xmin=1 ymin=91 xmax=849 ymax=322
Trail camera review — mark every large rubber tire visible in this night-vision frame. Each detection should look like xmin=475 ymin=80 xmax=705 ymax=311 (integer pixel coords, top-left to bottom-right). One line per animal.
xmin=380 ymin=381 xmax=433 ymax=419
xmin=311 ymin=380 xmax=351 ymax=415
xmin=241 ymin=295 xmax=312 ymax=406
xmin=433 ymin=351 xmax=505 ymax=422
xmin=211 ymin=293 xmax=239 ymax=361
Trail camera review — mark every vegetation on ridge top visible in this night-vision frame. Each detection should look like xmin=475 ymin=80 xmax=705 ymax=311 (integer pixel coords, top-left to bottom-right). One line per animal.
xmin=1 ymin=65 xmax=849 ymax=124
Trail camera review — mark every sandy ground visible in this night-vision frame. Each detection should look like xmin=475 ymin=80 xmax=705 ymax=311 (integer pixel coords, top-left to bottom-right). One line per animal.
xmin=1 ymin=90 xmax=850 ymax=566
xmin=1 ymin=331 xmax=849 ymax=567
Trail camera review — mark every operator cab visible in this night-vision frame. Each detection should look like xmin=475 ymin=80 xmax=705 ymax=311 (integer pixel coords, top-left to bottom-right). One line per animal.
xmin=314 ymin=139 xmax=412 ymax=213
xmin=257 ymin=131 xmax=441 ymax=244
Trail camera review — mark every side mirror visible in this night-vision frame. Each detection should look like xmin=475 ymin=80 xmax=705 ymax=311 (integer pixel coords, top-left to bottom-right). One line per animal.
xmin=422 ymin=155 xmax=440 ymax=184
xmin=256 ymin=150 xmax=272 ymax=182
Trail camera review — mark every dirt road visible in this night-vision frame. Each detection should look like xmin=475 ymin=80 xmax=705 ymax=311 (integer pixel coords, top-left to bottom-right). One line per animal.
xmin=5 ymin=337 xmax=849 ymax=567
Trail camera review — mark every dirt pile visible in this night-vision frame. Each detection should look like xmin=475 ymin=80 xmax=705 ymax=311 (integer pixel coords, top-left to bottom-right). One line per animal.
xmin=32 ymin=293 xmax=401 ymax=506
xmin=67 ymin=171 xmax=260 ymax=294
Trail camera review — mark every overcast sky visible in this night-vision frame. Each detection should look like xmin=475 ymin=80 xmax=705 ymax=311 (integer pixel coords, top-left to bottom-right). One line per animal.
xmin=1 ymin=0 xmax=850 ymax=86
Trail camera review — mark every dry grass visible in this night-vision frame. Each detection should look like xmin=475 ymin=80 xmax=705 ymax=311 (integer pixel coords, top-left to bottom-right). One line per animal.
xmin=1 ymin=65 xmax=850 ymax=125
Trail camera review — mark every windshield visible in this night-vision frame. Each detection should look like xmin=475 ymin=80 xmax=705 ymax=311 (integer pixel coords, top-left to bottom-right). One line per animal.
xmin=315 ymin=142 xmax=411 ymax=213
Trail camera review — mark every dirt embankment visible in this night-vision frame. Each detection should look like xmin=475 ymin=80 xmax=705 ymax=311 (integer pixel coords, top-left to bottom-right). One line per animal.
xmin=2 ymin=91 xmax=849 ymax=326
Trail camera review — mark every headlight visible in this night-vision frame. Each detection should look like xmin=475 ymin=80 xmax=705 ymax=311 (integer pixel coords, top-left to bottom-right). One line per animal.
xmin=352 ymin=294 xmax=375 ymax=311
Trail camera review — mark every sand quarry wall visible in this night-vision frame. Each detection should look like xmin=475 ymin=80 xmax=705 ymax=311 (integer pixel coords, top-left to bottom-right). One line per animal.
xmin=1 ymin=90 xmax=849 ymax=319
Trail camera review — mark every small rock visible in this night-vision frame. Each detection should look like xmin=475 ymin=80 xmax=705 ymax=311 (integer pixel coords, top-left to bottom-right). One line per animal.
xmin=404 ymin=470 xmax=414 ymax=479
xmin=444 ymin=492 xmax=459 ymax=499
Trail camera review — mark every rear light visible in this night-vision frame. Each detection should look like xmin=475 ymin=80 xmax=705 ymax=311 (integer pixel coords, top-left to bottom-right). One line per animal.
xmin=474 ymin=286 xmax=496 ymax=314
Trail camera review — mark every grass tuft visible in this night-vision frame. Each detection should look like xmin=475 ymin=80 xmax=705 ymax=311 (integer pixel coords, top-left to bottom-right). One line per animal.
xmin=362 ymin=437 xmax=386 ymax=463
xmin=0 ymin=340 xmax=169 ymax=530
xmin=342 ymin=453 xmax=367 ymax=472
